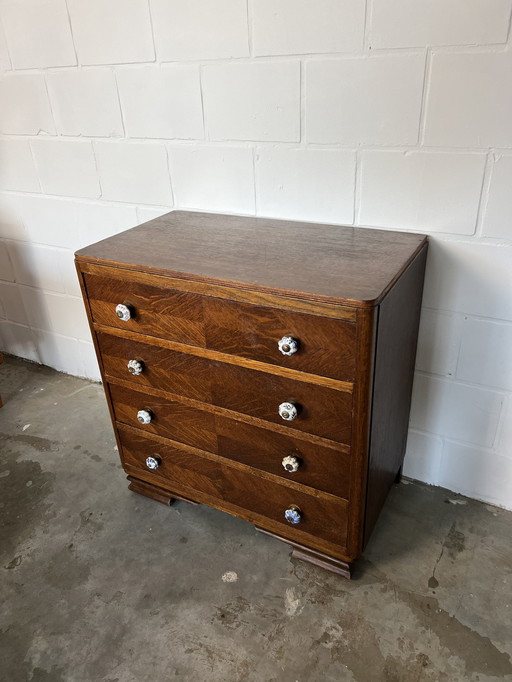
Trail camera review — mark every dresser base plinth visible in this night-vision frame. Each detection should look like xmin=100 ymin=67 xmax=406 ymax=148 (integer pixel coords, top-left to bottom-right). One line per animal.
xmin=255 ymin=526 xmax=352 ymax=579
xmin=127 ymin=476 xmax=199 ymax=507
xmin=127 ymin=476 xmax=175 ymax=506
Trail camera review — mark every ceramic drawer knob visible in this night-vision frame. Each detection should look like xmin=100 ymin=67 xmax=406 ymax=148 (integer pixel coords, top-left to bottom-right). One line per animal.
xmin=278 ymin=336 xmax=299 ymax=356
xmin=284 ymin=505 xmax=302 ymax=525
xmin=145 ymin=456 xmax=160 ymax=471
xmin=115 ymin=303 xmax=133 ymax=321
xmin=278 ymin=401 xmax=298 ymax=421
xmin=282 ymin=455 xmax=300 ymax=473
xmin=127 ymin=359 xmax=144 ymax=375
xmin=137 ymin=409 xmax=152 ymax=425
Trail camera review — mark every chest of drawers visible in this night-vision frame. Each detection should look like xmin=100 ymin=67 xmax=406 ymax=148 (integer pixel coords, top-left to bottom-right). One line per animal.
xmin=75 ymin=211 xmax=427 ymax=578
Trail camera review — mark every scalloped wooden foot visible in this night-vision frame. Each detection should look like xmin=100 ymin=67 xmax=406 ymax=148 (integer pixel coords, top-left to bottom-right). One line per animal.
xmin=291 ymin=545 xmax=352 ymax=579
xmin=255 ymin=526 xmax=352 ymax=579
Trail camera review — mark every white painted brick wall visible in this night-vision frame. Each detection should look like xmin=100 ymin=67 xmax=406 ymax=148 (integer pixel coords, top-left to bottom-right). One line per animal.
xmin=0 ymin=139 xmax=40 ymax=193
xmin=0 ymin=26 xmax=11 ymax=70
xmin=47 ymin=70 xmax=124 ymax=138
xmin=255 ymin=147 xmax=355 ymax=224
xmin=66 ymin=0 xmax=154 ymax=65
xmin=252 ymin=0 xmax=365 ymax=56
xmin=1 ymin=0 xmax=76 ymax=69
xmin=410 ymin=374 xmax=504 ymax=448
xmin=0 ymin=74 xmax=55 ymax=134
xmin=0 ymin=1 xmax=511 ymax=509
xmin=0 ymin=240 xmax=15 ymax=281
xmin=94 ymin=141 xmax=173 ymax=205
xmin=370 ymin=0 xmax=512 ymax=49
xmin=482 ymin=155 xmax=512 ymax=239
xmin=202 ymin=61 xmax=300 ymax=141
xmin=168 ymin=145 xmax=255 ymax=214
xmin=31 ymin=139 xmax=100 ymax=199
xmin=359 ymin=151 xmax=486 ymax=234
xmin=422 ymin=241 xmax=512 ymax=321
xmin=305 ymin=55 xmax=425 ymax=145
xmin=424 ymin=51 xmax=512 ymax=148
xmin=456 ymin=319 xmax=512 ymax=391
xmin=150 ymin=0 xmax=249 ymax=61
xmin=116 ymin=66 xmax=203 ymax=140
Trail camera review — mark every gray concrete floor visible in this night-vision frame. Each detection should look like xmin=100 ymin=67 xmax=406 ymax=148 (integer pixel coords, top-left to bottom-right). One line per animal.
xmin=1 ymin=355 xmax=511 ymax=682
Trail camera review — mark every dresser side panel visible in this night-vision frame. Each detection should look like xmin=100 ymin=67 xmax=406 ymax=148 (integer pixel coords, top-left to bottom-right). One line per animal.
xmin=363 ymin=244 xmax=428 ymax=547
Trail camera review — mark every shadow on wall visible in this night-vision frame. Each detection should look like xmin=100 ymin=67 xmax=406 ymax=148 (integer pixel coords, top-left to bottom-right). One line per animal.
xmin=404 ymin=236 xmax=511 ymax=504
xmin=0 ymin=199 xmax=71 ymax=371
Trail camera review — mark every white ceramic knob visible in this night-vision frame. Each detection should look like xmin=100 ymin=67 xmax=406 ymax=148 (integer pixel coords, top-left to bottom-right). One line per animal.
xmin=284 ymin=505 xmax=302 ymax=525
xmin=278 ymin=336 xmax=299 ymax=356
xmin=137 ymin=409 xmax=152 ymax=425
xmin=278 ymin=401 xmax=298 ymax=421
xmin=282 ymin=455 xmax=300 ymax=473
xmin=127 ymin=359 xmax=144 ymax=375
xmin=115 ymin=303 xmax=133 ymax=322
xmin=145 ymin=456 xmax=160 ymax=470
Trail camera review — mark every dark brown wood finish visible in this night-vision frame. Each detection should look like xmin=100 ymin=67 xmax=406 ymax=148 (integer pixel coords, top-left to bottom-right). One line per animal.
xmin=127 ymin=476 xmax=199 ymax=506
xmin=345 ymin=306 xmax=377 ymax=559
xmin=76 ymin=211 xmax=426 ymax=307
xmin=363 ymin=245 xmax=428 ymax=546
xmin=255 ymin=527 xmax=352 ymax=578
xmin=97 ymin=331 xmax=353 ymax=443
xmin=108 ymin=382 xmax=351 ymax=498
xmin=119 ymin=428 xmax=349 ymax=550
xmin=80 ymin=261 xmax=357 ymax=321
xmin=75 ymin=210 xmax=428 ymax=579
xmin=127 ymin=476 xmax=176 ymax=506
xmin=84 ymin=272 xmax=357 ymax=381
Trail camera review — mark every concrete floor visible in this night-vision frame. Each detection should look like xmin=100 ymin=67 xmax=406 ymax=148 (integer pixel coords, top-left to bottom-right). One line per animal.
xmin=1 ymin=355 xmax=511 ymax=682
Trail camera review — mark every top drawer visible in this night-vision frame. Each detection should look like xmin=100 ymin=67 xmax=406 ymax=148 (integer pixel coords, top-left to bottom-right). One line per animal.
xmin=83 ymin=272 xmax=356 ymax=381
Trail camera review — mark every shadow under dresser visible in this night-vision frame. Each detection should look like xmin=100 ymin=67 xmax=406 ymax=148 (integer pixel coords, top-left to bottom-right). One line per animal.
xmin=75 ymin=211 xmax=428 ymax=579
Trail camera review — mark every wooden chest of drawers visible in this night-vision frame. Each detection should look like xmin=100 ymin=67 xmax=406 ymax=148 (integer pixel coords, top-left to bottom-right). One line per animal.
xmin=75 ymin=211 xmax=427 ymax=578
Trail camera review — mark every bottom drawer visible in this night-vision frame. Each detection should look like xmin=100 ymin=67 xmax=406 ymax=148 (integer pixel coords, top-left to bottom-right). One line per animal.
xmin=118 ymin=428 xmax=348 ymax=550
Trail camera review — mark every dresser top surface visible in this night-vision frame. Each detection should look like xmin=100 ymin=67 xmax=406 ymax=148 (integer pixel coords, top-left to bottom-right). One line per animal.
xmin=75 ymin=211 xmax=427 ymax=307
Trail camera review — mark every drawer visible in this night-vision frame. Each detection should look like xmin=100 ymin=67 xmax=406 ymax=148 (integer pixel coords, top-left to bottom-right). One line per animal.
xmin=109 ymin=383 xmax=351 ymax=498
xmin=84 ymin=272 xmax=356 ymax=381
xmin=118 ymin=428 xmax=349 ymax=548
xmin=98 ymin=332 xmax=352 ymax=443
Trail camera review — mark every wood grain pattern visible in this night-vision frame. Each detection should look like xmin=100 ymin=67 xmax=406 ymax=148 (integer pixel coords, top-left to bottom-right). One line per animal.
xmin=119 ymin=428 xmax=349 ymax=549
xmin=290 ymin=546 xmax=351 ymax=579
xmin=98 ymin=331 xmax=353 ymax=443
xmin=127 ymin=476 xmax=175 ymax=506
xmin=109 ymin=382 xmax=351 ymax=498
xmin=84 ymin=273 xmax=357 ymax=381
xmin=345 ymin=306 xmax=377 ymax=559
xmin=107 ymin=375 xmax=350 ymax=451
xmin=74 ymin=211 xmax=428 ymax=577
xmin=76 ymin=210 xmax=427 ymax=307
xmin=93 ymin=323 xmax=352 ymax=392
xmin=79 ymin=262 xmax=357 ymax=321
xmin=255 ymin=527 xmax=352 ymax=578
xmin=127 ymin=476 xmax=199 ymax=506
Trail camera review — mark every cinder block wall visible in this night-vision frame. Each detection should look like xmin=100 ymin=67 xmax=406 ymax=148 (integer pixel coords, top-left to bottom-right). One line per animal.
xmin=0 ymin=0 xmax=511 ymax=508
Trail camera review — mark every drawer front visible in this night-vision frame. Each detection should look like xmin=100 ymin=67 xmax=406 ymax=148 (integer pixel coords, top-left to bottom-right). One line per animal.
xmin=119 ymin=428 xmax=348 ymax=548
xmin=109 ymin=383 xmax=350 ymax=498
xmin=84 ymin=273 xmax=356 ymax=381
xmin=99 ymin=332 xmax=352 ymax=443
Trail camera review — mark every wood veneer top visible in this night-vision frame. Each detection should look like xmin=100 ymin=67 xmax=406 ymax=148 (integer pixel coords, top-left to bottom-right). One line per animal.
xmin=75 ymin=211 xmax=427 ymax=307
